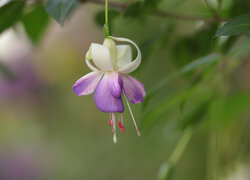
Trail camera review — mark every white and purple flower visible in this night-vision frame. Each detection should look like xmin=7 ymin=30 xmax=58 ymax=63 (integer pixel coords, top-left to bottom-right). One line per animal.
xmin=72 ymin=36 xmax=145 ymax=143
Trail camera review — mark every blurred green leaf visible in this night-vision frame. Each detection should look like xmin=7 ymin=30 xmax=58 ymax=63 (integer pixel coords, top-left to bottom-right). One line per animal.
xmin=144 ymin=0 xmax=162 ymax=9
xmin=22 ymin=5 xmax=50 ymax=44
xmin=228 ymin=0 xmax=250 ymax=18
xmin=173 ymin=26 xmax=217 ymax=67
xmin=0 ymin=1 xmax=25 ymax=33
xmin=142 ymin=88 xmax=197 ymax=132
xmin=95 ymin=9 xmax=120 ymax=27
xmin=0 ymin=61 xmax=16 ymax=81
xmin=210 ymin=93 xmax=250 ymax=126
xmin=157 ymin=162 xmax=174 ymax=180
xmin=180 ymin=98 xmax=212 ymax=129
xmin=227 ymin=38 xmax=250 ymax=56
xmin=45 ymin=0 xmax=79 ymax=27
xmin=124 ymin=1 xmax=144 ymax=18
xmin=136 ymin=22 xmax=174 ymax=73
xmin=215 ymin=13 xmax=250 ymax=37
xmin=143 ymin=53 xmax=222 ymax=109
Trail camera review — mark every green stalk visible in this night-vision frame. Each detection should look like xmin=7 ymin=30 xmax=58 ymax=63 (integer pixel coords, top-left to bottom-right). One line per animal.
xmin=105 ymin=0 xmax=108 ymax=24
xmin=104 ymin=0 xmax=111 ymax=38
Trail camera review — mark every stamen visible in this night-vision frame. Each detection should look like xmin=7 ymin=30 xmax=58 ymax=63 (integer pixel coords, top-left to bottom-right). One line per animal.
xmin=117 ymin=113 xmax=120 ymax=123
xmin=118 ymin=121 xmax=125 ymax=133
xmin=117 ymin=114 xmax=125 ymax=133
xmin=112 ymin=113 xmax=117 ymax=143
xmin=109 ymin=113 xmax=112 ymax=126
xmin=121 ymin=113 xmax=124 ymax=126
xmin=123 ymin=92 xmax=141 ymax=136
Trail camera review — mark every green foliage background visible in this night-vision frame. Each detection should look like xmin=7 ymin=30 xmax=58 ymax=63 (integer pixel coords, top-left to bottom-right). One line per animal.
xmin=0 ymin=0 xmax=250 ymax=180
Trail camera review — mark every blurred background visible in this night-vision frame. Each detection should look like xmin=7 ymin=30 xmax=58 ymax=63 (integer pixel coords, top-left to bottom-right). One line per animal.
xmin=0 ymin=0 xmax=250 ymax=179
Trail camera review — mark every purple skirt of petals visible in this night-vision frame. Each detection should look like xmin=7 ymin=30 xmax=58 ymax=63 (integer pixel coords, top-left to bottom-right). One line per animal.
xmin=72 ymin=71 xmax=103 ymax=96
xmin=94 ymin=72 xmax=124 ymax=113
xmin=108 ymin=71 xmax=123 ymax=98
xmin=122 ymin=75 xmax=145 ymax=104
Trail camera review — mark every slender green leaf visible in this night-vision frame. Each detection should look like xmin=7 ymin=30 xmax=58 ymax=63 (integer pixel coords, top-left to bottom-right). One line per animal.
xmin=0 ymin=1 xmax=25 ymax=33
xmin=157 ymin=162 xmax=174 ymax=180
xmin=180 ymin=98 xmax=212 ymax=129
xmin=45 ymin=0 xmax=79 ymax=27
xmin=142 ymin=88 xmax=197 ymax=132
xmin=22 ymin=5 xmax=50 ymax=43
xmin=227 ymin=38 xmax=250 ymax=56
xmin=215 ymin=13 xmax=250 ymax=37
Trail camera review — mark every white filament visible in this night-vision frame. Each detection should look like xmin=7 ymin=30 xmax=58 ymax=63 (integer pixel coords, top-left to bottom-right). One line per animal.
xmin=112 ymin=113 xmax=117 ymax=143
xmin=123 ymin=92 xmax=141 ymax=136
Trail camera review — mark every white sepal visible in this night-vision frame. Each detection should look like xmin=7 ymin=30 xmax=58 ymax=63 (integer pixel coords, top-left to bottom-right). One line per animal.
xmin=116 ymin=45 xmax=132 ymax=69
xmin=109 ymin=36 xmax=141 ymax=74
xmin=86 ymin=60 xmax=99 ymax=71
xmin=85 ymin=45 xmax=99 ymax=71
xmin=91 ymin=43 xmax=114 ymax=71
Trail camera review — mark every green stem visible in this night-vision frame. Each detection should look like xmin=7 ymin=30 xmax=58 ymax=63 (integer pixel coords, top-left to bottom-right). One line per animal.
xmin=104 ymin=0 xmax=111 ymax=38
xmin=105 ymin=0 xmax=108 ymax=24
xmin=169 ymin=127 xmax=193 ymax=165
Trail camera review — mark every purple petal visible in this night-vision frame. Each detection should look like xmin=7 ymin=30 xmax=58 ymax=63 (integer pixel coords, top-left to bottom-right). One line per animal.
xmin=108 ymin=72 xmax=123 ymax=98
xmin=72 ymin=71 xmax=103 ymax=96
xmin=122 ymin=75 xmax=145 ymax=104
xmin=94 ymin=73 xmax=124 ymax=113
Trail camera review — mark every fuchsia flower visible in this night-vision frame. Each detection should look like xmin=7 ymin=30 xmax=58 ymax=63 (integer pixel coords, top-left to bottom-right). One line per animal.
xmin=72 ymin=36 xmax=145 ymax=143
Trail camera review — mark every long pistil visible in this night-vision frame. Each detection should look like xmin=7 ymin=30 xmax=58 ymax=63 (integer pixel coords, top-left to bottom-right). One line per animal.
xmin=112 ymin=113 xmax=117 ymax=143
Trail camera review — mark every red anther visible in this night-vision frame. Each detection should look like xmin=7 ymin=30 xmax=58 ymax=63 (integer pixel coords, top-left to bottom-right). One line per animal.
xmin=118 ymin=121 xmax=125 ymax=133
xmin=120 ymin=126 xmax=125 ymax=133
xmin=118 ymin=121 xmax=122 ymax=128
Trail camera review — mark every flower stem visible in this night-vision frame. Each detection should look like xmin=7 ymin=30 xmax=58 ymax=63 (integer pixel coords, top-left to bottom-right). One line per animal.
xmin=104 ymin=0 xmax=111 ymax=38
xmin=105 ymin=0 xmax=108 ymax=24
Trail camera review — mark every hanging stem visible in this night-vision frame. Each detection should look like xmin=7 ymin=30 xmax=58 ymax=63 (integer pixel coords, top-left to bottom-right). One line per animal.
xmin=105 ymin=0 xmax=109 ymax=24
xmin=104 ymin=0 xmax=111 ymax=38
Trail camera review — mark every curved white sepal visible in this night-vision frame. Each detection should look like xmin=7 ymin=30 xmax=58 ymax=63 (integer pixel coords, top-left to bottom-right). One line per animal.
xmin=109 ymin=36 xmax=141 ymax=74
xmin=86 ymin=60 xmax=99 ymax=71
xmin=116 ymin=45 xmax=132 ymax=69
xmin=85 ymin=46 xmax=92 ymax=60
xmin=85 ymin=46 xmax=99 ymax=71
xmin=91 ymin=43 xmax=114 ymax=71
